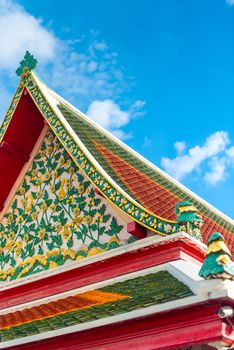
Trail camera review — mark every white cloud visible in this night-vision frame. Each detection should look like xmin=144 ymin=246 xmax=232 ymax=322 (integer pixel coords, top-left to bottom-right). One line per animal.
xmin=226 ymin=0 xmax=234 ymax=5
xmin=226 ymin=146 xmax=234 ymax=163
xmin=161 ymin=131 xmax=230 ymax=183
xmin=86 ymin=99 xmax=144 ymax=139
xmin=0 ymin=0 xmax=57 ymax=69
xmin=87 ymin=99 xmax=129 ymax=129
xmin=111 ymin=129 xmax=133 ymax=140
xmin=91 ymin=41 xmax=108 ymax=52
xmin=204 ymin=157 xmax=226 ymax=185
xmin=174 ymin=141 xmax=186 ymax=155
xmin=0 ymin=0 xmax=144 ymax=135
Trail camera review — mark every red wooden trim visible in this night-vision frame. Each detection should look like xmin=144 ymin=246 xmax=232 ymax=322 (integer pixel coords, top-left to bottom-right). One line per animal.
xmin=127 ymin=221 xmax=146 ymax=238
xmin=0 ymin=200 xmax=4 ymax=211
xmin=0 ymin=141 xmax=30 ymax=162
xmin=0 ymin=92 xmax=44 ymax=209
xmin=4 ymin=302 xmax=233 ymax=350
xmin=0 ymin=240 xmax=204 ymax=308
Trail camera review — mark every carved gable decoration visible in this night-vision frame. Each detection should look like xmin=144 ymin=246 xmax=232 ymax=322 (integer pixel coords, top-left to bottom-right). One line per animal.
xmin=0 ymin=130 xmax=133 ymax=281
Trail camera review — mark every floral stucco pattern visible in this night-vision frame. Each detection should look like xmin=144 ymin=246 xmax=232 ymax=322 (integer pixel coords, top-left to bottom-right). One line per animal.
xmin=0 ymin=73 xmax=181 ymax=236
xmin=0 ymin=130 xmax=133 ymax=281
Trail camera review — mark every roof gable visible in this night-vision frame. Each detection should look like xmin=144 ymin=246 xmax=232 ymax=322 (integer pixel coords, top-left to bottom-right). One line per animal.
xmin=0 ymin=128 xmax=132 ymax=281
xmin=0 ymin=54 xmax=233 ymax=250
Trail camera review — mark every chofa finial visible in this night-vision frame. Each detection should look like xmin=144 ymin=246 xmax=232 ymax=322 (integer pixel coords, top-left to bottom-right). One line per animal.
xmin=199 ymin=232 xmax=234 ymax=280
xmin=16 ymin=51 xmax=37 ymax=77
xmin=174 ymin=201 xmax=203 ymax=241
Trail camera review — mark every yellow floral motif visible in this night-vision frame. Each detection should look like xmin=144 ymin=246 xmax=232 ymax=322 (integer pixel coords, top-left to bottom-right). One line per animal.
xmin=35 ymin=174 xmax=43 ymax=186
xmin=72 ymin=206 xmax=80 ymax=216
xmin=60 ymin=248 xmax=76 ymax=260
xmin=8 ymin=231 xmax=15 ymax=240
xmin=66 ymin=196 xmax=75 ymax=205
xmin=62 ymin=224 xmax=72 ymax=240
xmin=19 ymin=188 xmax=26 ymax=195
xmin=41 ymin=202 xmax=48 ymax=212
xmin=26 ymin=193 xmax=34 ymax=213
xmin=31 ymin=211 xmax=39 ymax=220
xmin=50 ymin=203 xmax=56 ymax=212
xmin=23 ymin=234 xmax=30 ymax=242
xmin=5 ymin=241 xmax=14 ymax=250
xmin=46 ymin=250 xmax=59 ymax=257
xmin=49 ymin=261 xmax=57 ymax=269
xmin=108 ymin=236 xmax=120 ymax=247
xmin=58 ymin=178 xmax=67 ymax=200
xmin=47 ymin=145 xmax=54 ymax=154
xmin=87 ymin=247 xmax=101 ymax=257
xmin=0 ymin=130 xmax=127 ymax=281
xmin=30 ymin=170 xmax=37 ymax=179
xmin=84 ymin=215 xmax=93 ymax=225
xmin=35 ymin=255 xmax=47 ymax=266
xmin=6 ymin=267 xmax=15 ymax=276
xmin=20 ymin=198 xmax=27 ymax=208
xmin=78 ymin=184 xmax=85 ymax=195
xmin=50 ymin=185 xmax=56 ymax=193
xmin=69 ymin=167 xmax=75 ymax=175
xmin=38 ymin=228 xmax=46 ymax=239
xmin=44 ymin=171 xmax=51 ymax=182
xmin=55 ymin=222 xmax=63 ymax=232
xmin=17 ymin=215 xmax=24 ymax=224
xmin=6 ymin=214 xmax=14 ymax=224
xmin=37 ymin=190 xmax=43 ymax=199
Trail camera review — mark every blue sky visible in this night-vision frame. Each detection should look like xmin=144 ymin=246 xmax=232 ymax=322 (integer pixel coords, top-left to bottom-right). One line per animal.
xmin=0 ymin=0 xmax=234 ymax=218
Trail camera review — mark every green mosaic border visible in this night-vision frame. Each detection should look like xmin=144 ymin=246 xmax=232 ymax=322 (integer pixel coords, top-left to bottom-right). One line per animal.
xmin=0 ymin=85 xmax=23 ymax=142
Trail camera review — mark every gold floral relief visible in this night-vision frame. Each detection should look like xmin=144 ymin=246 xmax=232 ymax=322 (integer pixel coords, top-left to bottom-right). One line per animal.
xmin=0 ymin=130 xmax=134 ymax=281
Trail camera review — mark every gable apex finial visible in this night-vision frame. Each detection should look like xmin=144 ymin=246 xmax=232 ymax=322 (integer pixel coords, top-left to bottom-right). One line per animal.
xmin=16 ymin=51 xmax=37 ymax=77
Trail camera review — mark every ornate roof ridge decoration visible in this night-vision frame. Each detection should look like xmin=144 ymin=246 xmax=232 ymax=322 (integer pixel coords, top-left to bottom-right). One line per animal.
xmin=174 ymin=201 xmax=203 ymax=241
xmin=199 ymin=232 xmax=234 ymax=280
xmin=15 ymin=51 xmax=37 ymax=78
xmin=0 ymin=52 xmax=233 ymax=240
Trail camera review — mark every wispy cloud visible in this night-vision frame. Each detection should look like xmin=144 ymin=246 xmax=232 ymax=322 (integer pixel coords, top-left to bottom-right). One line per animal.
xmin=174 ymin=141 xmax=186 ymax=155
xmin=0 ymin=0 xmax=144 ymax=139
xmin=226 ymin=0 xmax=234 ymax=5
xmin=161 ymin=131 xmax=234 ymax=185
xmin=0 ymin=0 xmax=56 ymax=69
xmin=86 ymin=99 xmax=144 ymax=139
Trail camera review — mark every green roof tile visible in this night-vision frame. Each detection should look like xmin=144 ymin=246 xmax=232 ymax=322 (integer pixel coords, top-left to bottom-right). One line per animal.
xmin=0 ymin=271 xmax=192 ymax=343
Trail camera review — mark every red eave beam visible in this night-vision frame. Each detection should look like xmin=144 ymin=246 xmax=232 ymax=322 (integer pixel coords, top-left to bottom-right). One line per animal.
xmin=0 ymin=239 xmax=204 ymax=309
xmin=5 ymin=302 xmax=234 ymax=350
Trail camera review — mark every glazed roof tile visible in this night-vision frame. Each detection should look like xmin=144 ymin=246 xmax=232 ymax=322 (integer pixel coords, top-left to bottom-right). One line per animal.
xmin=0 ymin=271 xmax=192 ymax=343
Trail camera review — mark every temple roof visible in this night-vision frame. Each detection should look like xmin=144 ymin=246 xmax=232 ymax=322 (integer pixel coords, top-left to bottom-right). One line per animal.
xmin=1 ymin=56 xmax=234 ymax=248
xmin=33 ymin=72 xmax=234 ymax=247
